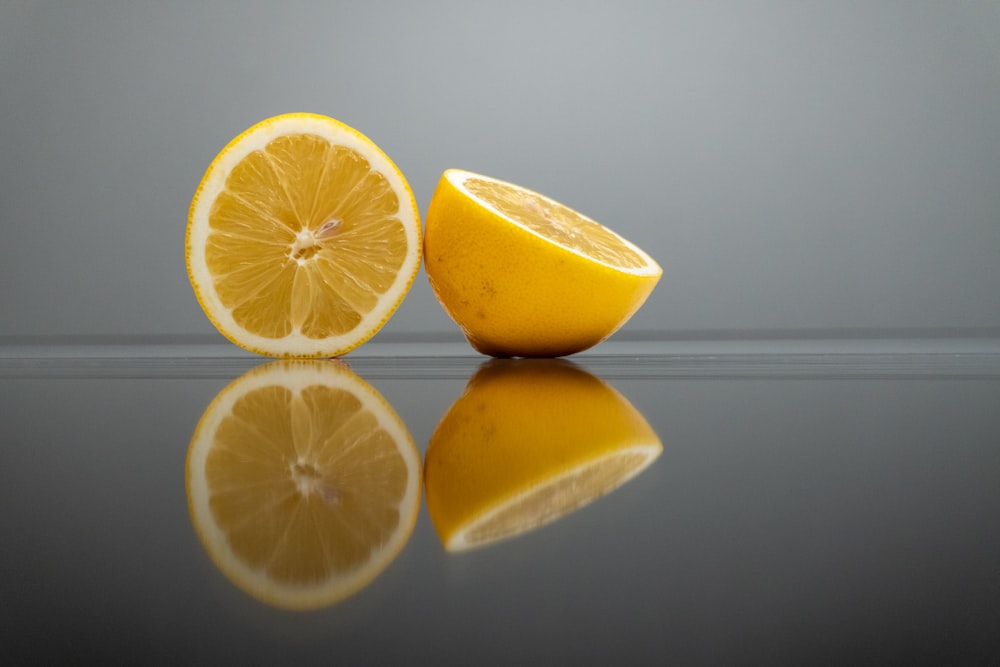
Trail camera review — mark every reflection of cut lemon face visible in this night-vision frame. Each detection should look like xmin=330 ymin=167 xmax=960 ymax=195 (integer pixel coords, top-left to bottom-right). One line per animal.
xmin=424 ymin=359 xmax=661 ymax=552
xmin=186 ymin=360 xmax=421 ymax=610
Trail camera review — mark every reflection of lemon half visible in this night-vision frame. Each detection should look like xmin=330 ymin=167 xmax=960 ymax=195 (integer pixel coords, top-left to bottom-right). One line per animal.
xmin=424 ymin=359 xmax=661 ymax=552
xmin=186 ymin=360 xmax=421 ymax=610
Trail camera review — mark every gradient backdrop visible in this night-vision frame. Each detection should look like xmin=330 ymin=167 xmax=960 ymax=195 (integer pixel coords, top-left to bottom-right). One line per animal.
xmin=2 ymin=1 xmax=998 ymax=342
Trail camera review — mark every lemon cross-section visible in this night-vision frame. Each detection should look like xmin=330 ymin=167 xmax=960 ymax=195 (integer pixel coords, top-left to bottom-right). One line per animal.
xmin=187 ymin=113 xmax=421 ymax=358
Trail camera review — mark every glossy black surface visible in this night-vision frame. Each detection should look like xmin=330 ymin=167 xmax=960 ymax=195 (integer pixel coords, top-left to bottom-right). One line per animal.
xmin=3 ymin=346 xmax=1000 ymax=664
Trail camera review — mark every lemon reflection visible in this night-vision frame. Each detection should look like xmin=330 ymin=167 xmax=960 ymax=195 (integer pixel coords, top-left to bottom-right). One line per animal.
xmin=424 ymin=359 xmax=662 ymax=552
xmin=186 ymin=360 xmax=421 ymax=611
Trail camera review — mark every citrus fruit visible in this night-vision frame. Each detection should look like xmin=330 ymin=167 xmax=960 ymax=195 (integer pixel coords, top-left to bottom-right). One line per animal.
xmin=423 ymin=169 xmax=662 ymax=357
xmin=424 ymin=359 xmax=662 ymax=552
xmin=186 ymin=360 xmax=421 ymax=610
xmin=186 ymin=113 xmax=421 ymax=358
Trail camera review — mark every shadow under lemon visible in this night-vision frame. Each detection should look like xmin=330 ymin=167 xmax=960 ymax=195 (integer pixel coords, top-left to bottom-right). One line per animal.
xmin=185 ymin=360 xmax=421 ymax=611
xmin=424 ymin=359 xmax=662 ymax=552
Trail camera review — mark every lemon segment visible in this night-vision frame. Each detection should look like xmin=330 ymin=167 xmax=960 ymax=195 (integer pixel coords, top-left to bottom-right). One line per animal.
xmin=424 ymin=359 xmax=662 ymax=552
xmin=187 ymin=113 xmax=421 ymax=358
xmin=423 ymin=169 xmax=662 ymax=358
xmin=186 ymin=360 xmax=421 ymax=610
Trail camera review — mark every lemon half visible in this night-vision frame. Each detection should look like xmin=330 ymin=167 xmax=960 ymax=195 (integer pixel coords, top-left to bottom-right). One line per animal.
xmin=424 ymin=169 xmax=662 ymax=357
xmin=187 ymin=113 xmax=421 ymax=358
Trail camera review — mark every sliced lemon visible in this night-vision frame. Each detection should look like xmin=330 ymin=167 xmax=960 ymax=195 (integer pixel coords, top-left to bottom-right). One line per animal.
xmin=423 ymin=169 xmax=662 ymax=357
xmin=424 ymin=359 xmax=662 ymax=552
xmin=186 ymin=360 xmax=421 ymax=610
xmin=187 ymin=113 xmax=421 ymax=358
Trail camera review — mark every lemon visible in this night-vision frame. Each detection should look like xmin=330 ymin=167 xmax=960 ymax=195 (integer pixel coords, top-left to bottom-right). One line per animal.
xmin=424 ymin=359 xmax=662 ymax=552
xmin=186 ymin=360 xmax=421 ymax=610
xmin=186 ymin=113 xmax=421 ymax=358
xmin=423 ymin=169 xmax=662 ymax=357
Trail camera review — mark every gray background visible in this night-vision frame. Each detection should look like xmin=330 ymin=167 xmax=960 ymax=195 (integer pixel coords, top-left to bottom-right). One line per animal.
xmin=2 ymin=0 xmax=998 ymax=342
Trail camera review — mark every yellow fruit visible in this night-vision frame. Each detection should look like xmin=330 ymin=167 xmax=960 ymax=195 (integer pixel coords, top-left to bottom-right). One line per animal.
xmin=186 ymin=360 xmax=421 ymax=610
xmin=423 ymin=169 xmax=662 ymax=357
xmin=187 ymin=113 xmax=421 ymax=358
xmin=424 ymin=359 xmax=662 ymax=552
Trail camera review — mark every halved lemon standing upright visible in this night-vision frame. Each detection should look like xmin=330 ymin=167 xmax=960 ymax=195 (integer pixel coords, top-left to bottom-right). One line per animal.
xmin=187 ymin=113 xmax=422 ymax=357
xmin=424 ymin=169 xmax=662 ymax=357
xmin=186 ymin=360 xmax=422 ymax=610
xmin=424 ymin=359 xmax=662 ymax=552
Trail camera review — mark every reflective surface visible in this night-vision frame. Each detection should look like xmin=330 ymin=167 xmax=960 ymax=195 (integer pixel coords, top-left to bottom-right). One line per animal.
xmin=3 ymin=343 xmax=1000 ymax=663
